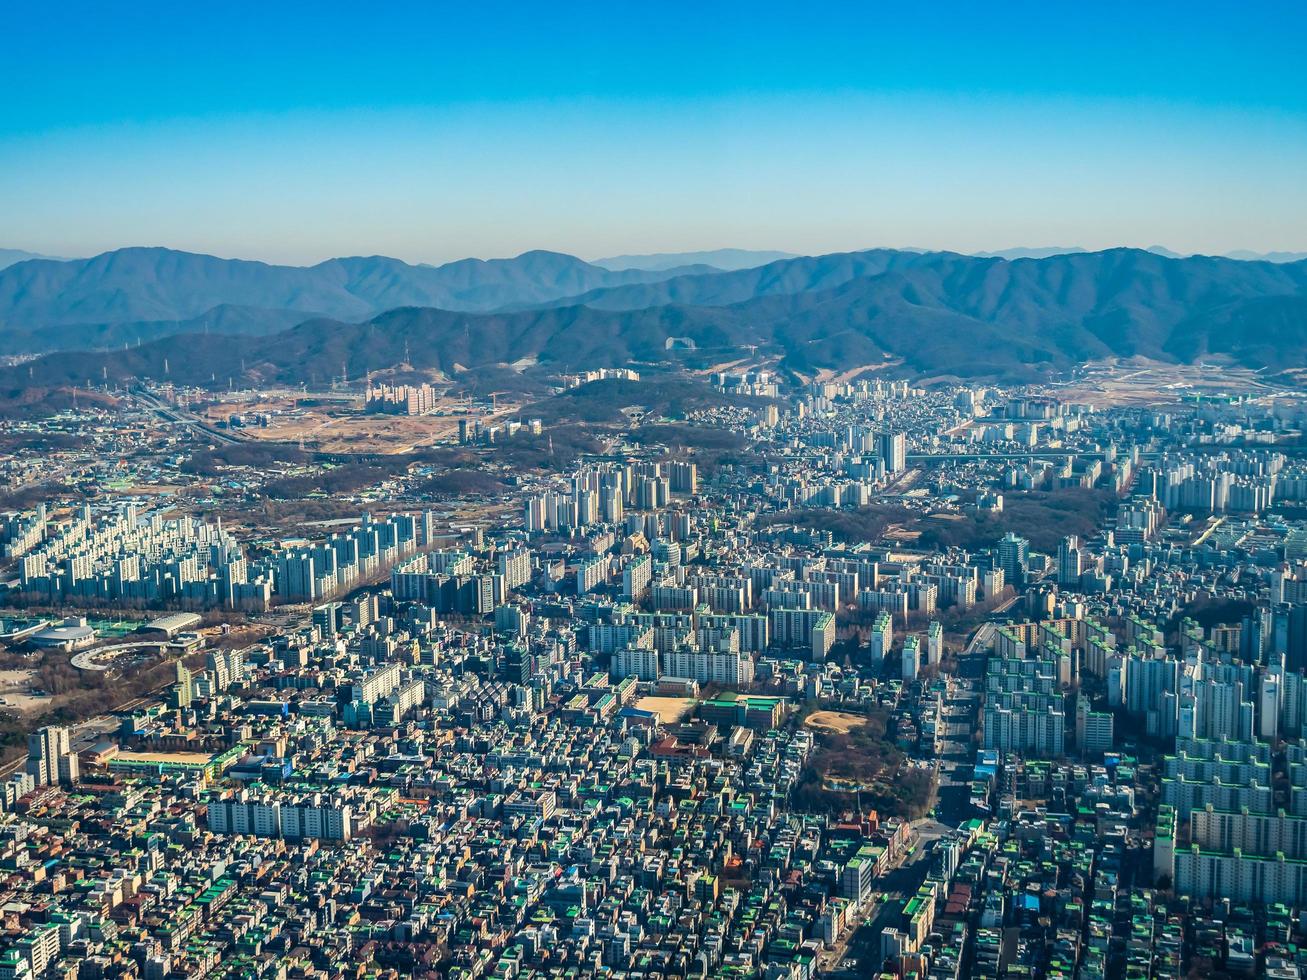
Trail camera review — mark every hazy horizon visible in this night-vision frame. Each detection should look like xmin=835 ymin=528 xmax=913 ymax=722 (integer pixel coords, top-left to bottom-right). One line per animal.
xmin=5 ymin=242 xmax=1307 ymax=270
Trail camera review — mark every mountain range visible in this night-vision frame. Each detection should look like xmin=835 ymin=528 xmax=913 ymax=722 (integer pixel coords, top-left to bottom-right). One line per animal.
xmin=0 ymin=247 xmax=714 ymax=353
xmin=4 ymin=246 xmax=1306 ymax=391
xmin=591 ymin=248 xmax=798 ymax=272
xmin=0 ymin=248 xmax=66 ymax=271
xmin=4 ymin=243 xmax=1307 ymax=357
xmin=1225 ymin=250 xmax=1307 ymax=264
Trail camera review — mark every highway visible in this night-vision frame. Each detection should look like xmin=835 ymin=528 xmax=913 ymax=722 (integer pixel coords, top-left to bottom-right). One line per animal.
xmin=964 ymin=622 xmax=996 ymax=656
xmin=134 ymin=389 xmax=244 ymax=445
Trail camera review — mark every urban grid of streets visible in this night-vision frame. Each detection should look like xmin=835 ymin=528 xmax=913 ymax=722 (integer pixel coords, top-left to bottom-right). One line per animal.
xmin=1 ymin=362 xmax=1306 ymax=978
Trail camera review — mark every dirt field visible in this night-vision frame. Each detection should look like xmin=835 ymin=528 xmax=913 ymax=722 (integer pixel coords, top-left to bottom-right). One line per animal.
xmin=1050 ymin=357 xmax=1286 ymax=408
xmin=814 ymin=361 xmax=902 ymax=385
xmin=200 ymin=399 xmax=457 ymax=452
xmin=635 ymin=696 xmax=697 ymax=724
xmin=883 ymin=524 xmax=923 ymax=542
xmin=0 ymin=668 xmax=51 ymax=712
xmin=803 ymin=710 xmax=869 ymax=734
xmin=197 ymin=393 xmax=529 ymax=454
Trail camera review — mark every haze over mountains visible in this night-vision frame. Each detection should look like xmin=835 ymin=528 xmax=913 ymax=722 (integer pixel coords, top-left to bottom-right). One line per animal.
xmin=0 ymin=248 xmax=723 ymax=353
xmin=1226 ymin=250 xmax=1307 ymax=264
xmin=2 ymin=245 xmax=1306 ymax=392
xmin=591 ymin=249 xmax=798 ymax=272
xmin=0 ymin=249 xmax=66 ymax=271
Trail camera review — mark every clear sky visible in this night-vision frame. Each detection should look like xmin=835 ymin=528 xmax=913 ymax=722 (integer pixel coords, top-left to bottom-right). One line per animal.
xmin=4 ymin=0 xmax=1306 ymax=264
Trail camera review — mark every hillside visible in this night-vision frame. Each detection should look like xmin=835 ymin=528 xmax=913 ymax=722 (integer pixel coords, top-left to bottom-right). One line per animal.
xmin=0 ymin=247 xmax=710 ymax=349
xmin=541 ymin=247 xmax=1307 ymax=321
xmin=524 ymin=248 xmax=954 ymax=312
xmin=1 ymin=304 xmax=311 ymax=355
xmin=3 ymin=247 xmax=1306 ymax=390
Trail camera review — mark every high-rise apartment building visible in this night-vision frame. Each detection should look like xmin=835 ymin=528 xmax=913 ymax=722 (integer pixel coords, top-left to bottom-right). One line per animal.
xmin=26 ymin=726 xmax=78 ymax=787
xmin=878 ymin=432 xmax=907 ymax=474
xmin=998 ymin=532 xmax=1030 ymax=587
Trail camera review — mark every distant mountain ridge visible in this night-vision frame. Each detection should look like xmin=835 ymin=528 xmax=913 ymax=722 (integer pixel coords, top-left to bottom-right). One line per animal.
xmin=7 ymin=247 xmax=1307 ymax=390
xmin=0 ymin=247 xmax=710 ymax=346
xmin=592 ymin=248 xmax=798 ymax=272
xmin=1225 ymin=249 xmax=1307 ymax=264
xmin=0 ymin=248 xmax=68 ymax=270
xmin=973 ymin=246 xmax=1307 ymax=263
xmin=6 ymin=243 xmax=1307 ymax=357
xmin=972 ymin=246 xmax=1088 ymax=260
xmin=522 ymin=249 xmax=958 ymax=312
xmin=2 ymin=304 xmax=312 ymax=356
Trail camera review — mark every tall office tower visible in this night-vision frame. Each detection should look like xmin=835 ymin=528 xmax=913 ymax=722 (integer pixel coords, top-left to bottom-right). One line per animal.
xmin=1274 ymin=603 xmax=1307 ymax=673
xmin=27 ymin=725 xmax=78 ymax=787
xmin=878 ymin=432 xmax=907 ymax=474
xmin=313 ymin=601 xmax=343 ymax=638
xmin=1056 ymin=535 xmax=1084 ymax=587
xmin=997 ymin=532 xmax=1030 ymax=587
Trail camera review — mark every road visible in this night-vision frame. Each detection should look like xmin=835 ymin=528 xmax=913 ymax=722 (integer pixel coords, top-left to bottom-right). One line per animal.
xmin=992 ymin=593 xmax=1020 ymax=614
xmin=820 ymin=833 xmax=950 ymax=976
xmin=134 ymin=389 xmax=244 ymax=445
xmin=964 ymin=622 xmax=996 ymax=656
xmin=934 ymin=669 xmax=981 ymax=826
xmin=821 ymin=669 xmax=982 ymax=974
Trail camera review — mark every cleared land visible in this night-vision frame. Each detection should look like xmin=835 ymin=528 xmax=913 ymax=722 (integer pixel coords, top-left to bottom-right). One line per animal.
xmin=1051 ymin=357 xmax=1285 ymax=408
xmin=634 ymin=696 xmax=697 ymax=724
xmin=196 ymin=394 xmax=523 ymax=454
xmin=802 ymin=710 xmax=869 ymax=735
xmin=0 ymin=668 xmax=49 ymax=712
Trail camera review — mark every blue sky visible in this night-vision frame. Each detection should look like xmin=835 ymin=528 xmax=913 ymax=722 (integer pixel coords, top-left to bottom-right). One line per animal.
xmin=4 ymin=1 xmax=1306 ymax=263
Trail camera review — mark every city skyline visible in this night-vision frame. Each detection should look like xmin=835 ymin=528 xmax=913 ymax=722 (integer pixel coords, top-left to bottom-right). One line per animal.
xmin=5 ymin=7 xmax=1307 ymax=978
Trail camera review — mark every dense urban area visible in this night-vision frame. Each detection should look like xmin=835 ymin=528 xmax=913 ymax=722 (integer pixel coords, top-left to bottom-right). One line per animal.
xmin=2 ymin=357 xmax=1307 ymax=980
